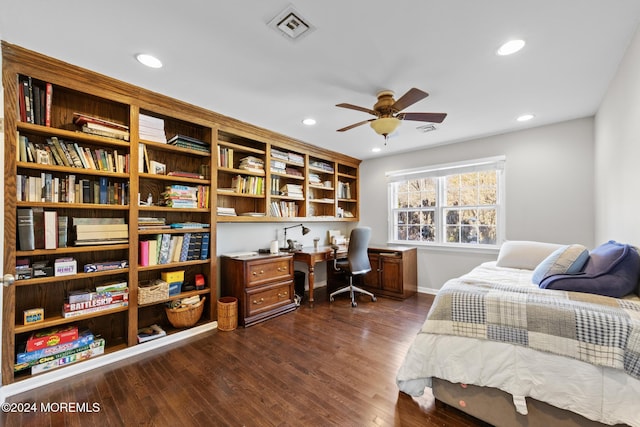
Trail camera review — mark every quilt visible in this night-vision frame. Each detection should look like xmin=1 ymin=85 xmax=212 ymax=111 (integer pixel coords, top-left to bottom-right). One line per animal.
xmin=424 ymin=278 xmax=640 ymax=379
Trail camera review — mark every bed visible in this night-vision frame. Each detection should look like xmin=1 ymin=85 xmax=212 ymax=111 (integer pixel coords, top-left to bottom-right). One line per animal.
xmin=396 ymin=241 xmax=640 ymax=427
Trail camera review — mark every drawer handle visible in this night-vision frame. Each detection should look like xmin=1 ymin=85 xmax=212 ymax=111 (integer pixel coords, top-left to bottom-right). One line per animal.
xmin=252 ymin=270 xmax=265 ymax=276
xmin=252 ymin=298 xmax=264 ymax=305
xmin=278 ymin=291 xmax=288 ymax=298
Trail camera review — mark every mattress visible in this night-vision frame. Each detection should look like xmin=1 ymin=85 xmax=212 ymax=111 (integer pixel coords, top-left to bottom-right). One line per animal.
xmin=396 ymin=262 xmax=640 ymax=426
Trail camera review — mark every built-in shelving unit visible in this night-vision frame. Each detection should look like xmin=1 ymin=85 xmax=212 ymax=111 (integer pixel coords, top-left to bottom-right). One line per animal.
xmin=2 ymin=41 xmax=361 ymax=386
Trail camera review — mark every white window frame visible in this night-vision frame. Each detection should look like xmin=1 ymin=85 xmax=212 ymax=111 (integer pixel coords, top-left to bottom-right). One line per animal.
xmin=386 ymin=156 xmax=506 ymax=249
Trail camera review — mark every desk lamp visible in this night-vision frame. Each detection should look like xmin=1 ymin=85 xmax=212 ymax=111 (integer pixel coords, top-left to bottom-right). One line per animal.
xmin=282 ymin=224 xmax=310 ymax=251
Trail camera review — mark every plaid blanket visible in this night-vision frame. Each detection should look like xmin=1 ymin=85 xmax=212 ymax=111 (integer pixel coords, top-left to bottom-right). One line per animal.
xmin=424 ymin=279 xmax=640 ymax=379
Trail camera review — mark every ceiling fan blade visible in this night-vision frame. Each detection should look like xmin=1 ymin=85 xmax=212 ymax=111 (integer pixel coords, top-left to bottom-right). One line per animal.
xmin=391 ymin=88 xmax=429 ymax=112
xmin=397 ymin=112 xmax=447 ymax=123
xmin=337 ymin=119 xmax=374 ymax=132
xmin=336 ymin=103 xmax=378 ymax=116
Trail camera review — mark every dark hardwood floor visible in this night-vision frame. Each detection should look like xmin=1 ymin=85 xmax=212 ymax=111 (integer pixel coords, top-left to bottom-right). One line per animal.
xmin=1 ymin=289 xmax=486 ymax=427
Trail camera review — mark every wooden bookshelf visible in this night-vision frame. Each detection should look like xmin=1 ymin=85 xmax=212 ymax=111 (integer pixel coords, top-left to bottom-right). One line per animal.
xmin=2 ymin=41 xmax=360 ymax=385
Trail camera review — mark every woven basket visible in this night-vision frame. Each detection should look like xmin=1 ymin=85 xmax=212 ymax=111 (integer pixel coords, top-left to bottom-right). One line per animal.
xmin=217 ymin=297 xmax=238 ymax=331
xmin=165 ymin=296 xmax=206 ymax=328
xmin=139 ymin=280 xmax=169 ymax=305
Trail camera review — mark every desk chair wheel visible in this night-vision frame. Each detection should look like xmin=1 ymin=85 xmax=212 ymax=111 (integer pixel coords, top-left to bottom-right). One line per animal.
xmin=371 ymin=296 xmax=377 ymax=302
xmin=352 ymin=301 xmax=357 ymax=307
xmin=330 ymin=296 xmax=335 ymax=302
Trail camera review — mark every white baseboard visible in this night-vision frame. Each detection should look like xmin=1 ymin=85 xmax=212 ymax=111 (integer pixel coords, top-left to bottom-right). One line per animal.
xmin=0 ymin=322 xmax=217 ymax=402
xmin=417 ymin=286 xmax=439 ymax=295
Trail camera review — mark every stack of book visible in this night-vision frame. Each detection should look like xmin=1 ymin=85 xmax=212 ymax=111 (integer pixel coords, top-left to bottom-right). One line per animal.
xmin=138 ymin=217 xmax=169 ymax=230
xmin=73 ymin=217 xmax=128 ymax=246
xmin=137 ymin=324 xmax=166 ymax=343
xmin=270 ymin=159 xmax=287 ymax=174
xmin=161 ymin=184 xmax=198 ymax=208
xmin=217 ymin=206 xmax=237 ymax=216
xmin=238 ymin=156 xmax=264 ymax=174
xmin=167 ymin=134 xmax=210 ymax=153
xmin=62 ymin=282 xmax=129 ymax=318
xmin=139 ymin=114 xmax=167 ymax=143
xmin=14 ymin=327 xmax=105 ymax=375
xmin=310 ymin=160 xmax=334 ymax=172
xmin=280 ymin=183 xmax=304 ymax=199
xmin=73 ymin=113 xmax=130 ymax=141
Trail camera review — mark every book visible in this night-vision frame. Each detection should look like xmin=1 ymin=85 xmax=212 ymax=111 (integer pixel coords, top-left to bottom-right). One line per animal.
xmin=158 ymin=233 xmax=172 ymax=264
xmin=33 ymin=207 xmax=45 ymax=249
xmin=44 ymin=210 xmax=58 ymax=249
xmin=137 ymin=324 xmax=166 ymax=343
xmin=139 ymin=240 xmax=149 ymax=266
xmin=200 ymin=232 xmax=210 ymax=260
xmin=148 ymin=238 xmax=159 ymax=266
xmin=17 ymin=208 xmax=35 ymax=250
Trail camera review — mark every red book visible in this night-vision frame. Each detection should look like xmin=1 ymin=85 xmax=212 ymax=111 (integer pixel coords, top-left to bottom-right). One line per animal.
xmin=139 ymin=240 xmax=149 ymax=266
xmin=45 ymin=82 xmax=53 ymax=127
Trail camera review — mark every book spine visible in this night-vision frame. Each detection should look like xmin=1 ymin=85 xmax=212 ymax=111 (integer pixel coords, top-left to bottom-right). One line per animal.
xmin=139 ymin=240 xmax=149 ymax=266
xmin=17 ymin=208 xmax=35 ymax=250
xmin=45 ymin=82 xmax=52 ymax=126
xmin=44 ymin=211 xmax=58 ymax=250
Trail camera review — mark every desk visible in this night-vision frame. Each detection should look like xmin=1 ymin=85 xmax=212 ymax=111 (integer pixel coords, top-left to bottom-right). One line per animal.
xmin=292 ymin=245 xmax=346 ymax=307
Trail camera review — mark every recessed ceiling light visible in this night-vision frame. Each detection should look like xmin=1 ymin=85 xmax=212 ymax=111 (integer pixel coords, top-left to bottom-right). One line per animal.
xmin=302 ymin=118 xmax=316 ymax=126
xmin=136 ymin=53 xmax=163 ymax=68
xmin=517 ymin=114 xmax=535 ymax=122
xmin=497 ymin=39 xmax=525 ymax=56
xmin=372 ymin=147 xmax=381 ymax=153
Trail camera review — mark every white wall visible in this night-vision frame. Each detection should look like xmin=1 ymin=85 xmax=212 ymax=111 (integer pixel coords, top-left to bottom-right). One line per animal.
xmin=216 ymin=221 xmax=351 ymax=295
xmin=360 ymin=118 xmax=595 ymax=291
xmin=595 ymin=26 xmax=640 ymax=246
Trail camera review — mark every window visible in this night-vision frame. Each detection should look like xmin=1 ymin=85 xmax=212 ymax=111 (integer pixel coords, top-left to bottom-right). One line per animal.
xmin=387 ymin=156 xmax=505 ymax=247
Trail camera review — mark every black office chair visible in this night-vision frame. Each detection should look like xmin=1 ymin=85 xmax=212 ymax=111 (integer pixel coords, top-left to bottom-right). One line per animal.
xmin=330 ymin=227 xmax=377 ymax=307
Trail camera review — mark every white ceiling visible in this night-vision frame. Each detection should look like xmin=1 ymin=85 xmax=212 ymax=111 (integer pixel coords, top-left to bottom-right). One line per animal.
xmin=2 ymin=1 xmax=640 ymax=160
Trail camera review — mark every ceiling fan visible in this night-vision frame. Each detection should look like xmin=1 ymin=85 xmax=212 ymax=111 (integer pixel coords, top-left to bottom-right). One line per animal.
xmin=336 ymin=88 xmax=447 ymax=141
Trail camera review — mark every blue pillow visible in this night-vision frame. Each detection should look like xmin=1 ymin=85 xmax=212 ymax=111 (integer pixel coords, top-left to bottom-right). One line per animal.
xmin=539 ymin=241 xmax=640 ymax=298
xmin=532 ymin=244 xmax=589 ymax=285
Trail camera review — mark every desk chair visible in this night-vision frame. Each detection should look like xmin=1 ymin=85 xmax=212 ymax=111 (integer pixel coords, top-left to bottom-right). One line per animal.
xmin=330 ymin=227 xmax=377 ymax=307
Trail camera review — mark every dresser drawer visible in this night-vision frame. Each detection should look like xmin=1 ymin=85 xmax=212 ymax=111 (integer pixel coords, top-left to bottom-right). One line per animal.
xmin=245 ymin=281 xmax=294 ymax=317
xmin=246 ymin=258 xmax=292 ymax=287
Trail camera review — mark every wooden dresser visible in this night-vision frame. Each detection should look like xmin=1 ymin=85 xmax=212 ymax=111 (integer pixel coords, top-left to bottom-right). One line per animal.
xmin=221 ymin=254 xmax=297 ymax=327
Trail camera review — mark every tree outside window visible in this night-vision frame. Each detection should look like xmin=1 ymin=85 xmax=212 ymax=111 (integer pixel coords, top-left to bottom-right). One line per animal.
xmin=388 ymin=158 xmax=504 ymax=247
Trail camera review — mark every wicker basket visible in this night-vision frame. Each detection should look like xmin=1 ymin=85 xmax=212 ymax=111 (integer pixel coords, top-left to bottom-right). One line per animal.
xmin=138 ymin=280 xmax=169 ymax=305
xmin=217 ymin=296 xmax=238 ymax=331
xmin=165 ymin=297 xmax=206 ymax=328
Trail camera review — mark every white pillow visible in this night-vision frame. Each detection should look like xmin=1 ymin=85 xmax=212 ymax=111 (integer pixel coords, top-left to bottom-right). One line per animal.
xmin=496 ymin=240 xmax=564 ymax=270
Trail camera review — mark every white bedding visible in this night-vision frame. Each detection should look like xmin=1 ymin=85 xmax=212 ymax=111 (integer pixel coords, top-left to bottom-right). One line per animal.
xmin=396 ymin=261 xmax=640 ymax=427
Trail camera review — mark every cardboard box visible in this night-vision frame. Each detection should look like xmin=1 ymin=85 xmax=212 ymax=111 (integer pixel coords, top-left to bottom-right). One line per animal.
xmin=54 ymin=258 xmax=77 ymax=276
xmin=26 ymin=325 xmax=79 ymax=352
xmin=23 ymin=308 xmax=44 ymax=325
xmin=162 ymin=270 xmax=185 ymax=297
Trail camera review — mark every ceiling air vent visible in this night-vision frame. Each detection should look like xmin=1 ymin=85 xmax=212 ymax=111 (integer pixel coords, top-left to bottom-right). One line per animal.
xmin=267 ymin=5 xmax=315 ymax=41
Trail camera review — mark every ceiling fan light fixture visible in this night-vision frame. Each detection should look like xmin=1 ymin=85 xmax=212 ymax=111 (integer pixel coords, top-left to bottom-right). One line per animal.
xmin=370 ymin=117 xmax=401 ymax=137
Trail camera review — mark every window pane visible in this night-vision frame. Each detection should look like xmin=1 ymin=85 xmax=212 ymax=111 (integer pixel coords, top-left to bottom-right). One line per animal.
xmin=389 ymin=160 xmax=502 ymax=247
